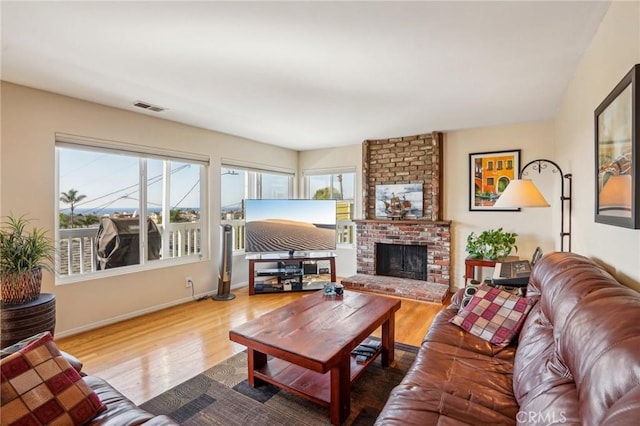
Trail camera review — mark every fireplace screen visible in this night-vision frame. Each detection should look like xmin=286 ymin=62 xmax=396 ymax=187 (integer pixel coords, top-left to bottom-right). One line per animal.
xmin=375 ymin=243 xmax=427 ymax=281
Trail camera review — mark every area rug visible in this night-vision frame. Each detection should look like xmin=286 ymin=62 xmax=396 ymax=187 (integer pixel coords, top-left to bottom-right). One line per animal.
xmin=140 ymin=342 xmax=418 ymax=425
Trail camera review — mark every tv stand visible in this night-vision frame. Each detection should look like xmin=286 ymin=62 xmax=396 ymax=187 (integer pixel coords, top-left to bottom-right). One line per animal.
xmin=248 ymin=254 xmax=336 ymax=295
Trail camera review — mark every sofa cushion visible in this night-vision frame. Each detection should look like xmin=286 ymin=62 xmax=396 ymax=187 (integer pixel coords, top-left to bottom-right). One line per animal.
xmin=450 ymin=285 xmax=534 ymax=346
xmin=376 ymin=296 xmax=519 ymax=425
xmin=0 ymin=332 xmax=105 ymax=425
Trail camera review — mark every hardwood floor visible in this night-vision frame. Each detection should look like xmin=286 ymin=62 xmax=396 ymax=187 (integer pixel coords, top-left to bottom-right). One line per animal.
xmin=55 ymin=287 xmax=447 ymax=405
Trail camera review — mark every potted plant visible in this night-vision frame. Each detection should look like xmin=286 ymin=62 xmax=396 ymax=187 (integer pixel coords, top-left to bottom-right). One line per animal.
xmin=0 ymin=215 xmax=54 ymax=305
xmin=465 ymin=227 xmax=518 ymax=260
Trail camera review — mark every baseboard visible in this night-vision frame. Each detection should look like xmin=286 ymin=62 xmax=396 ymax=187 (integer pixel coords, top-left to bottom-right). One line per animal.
xmin=55 ymin=291 xmax=215 ymax=338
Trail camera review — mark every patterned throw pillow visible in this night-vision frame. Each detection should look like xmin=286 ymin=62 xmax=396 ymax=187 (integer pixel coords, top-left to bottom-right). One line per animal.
xmin=0 ymin=332 xmax=105 ymax=425
xmin=0 ymin=332 xmax=52 ymax=360
xmin=450 ymin=285 xmax=534 ymax=346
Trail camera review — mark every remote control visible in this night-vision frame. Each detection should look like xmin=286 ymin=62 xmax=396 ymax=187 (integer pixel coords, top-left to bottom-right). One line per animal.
xmin=359 ymin=342 xmax=382 ymax=351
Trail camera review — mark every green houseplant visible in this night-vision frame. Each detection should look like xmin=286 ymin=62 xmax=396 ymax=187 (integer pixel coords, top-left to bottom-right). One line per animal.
xmin=0 ymin=215 xmax=54 ymax=305
xmin=465 ymin=227 xmax=518 ymax=260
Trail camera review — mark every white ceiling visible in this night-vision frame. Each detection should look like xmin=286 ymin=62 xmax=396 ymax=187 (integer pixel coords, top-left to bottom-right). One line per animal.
xmin=1 ymin=1 xmax=610 ymax=151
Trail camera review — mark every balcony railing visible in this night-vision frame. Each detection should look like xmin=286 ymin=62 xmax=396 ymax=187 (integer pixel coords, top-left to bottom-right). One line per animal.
xmin=57 ymin=222 xmax=201 ymax=277
xmin=58 ymin=219 xmax=356 ymax=277
xmin=336 ymin=219 xmax=356 ymax=245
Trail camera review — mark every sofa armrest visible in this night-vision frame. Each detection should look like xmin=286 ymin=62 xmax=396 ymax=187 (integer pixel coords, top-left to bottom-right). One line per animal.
xmin=449 ymin=288 xmax=464 ymax=311
xmin=1 ymin=332 xmax=85 ymax=374
xmin=84 ymin=375 xmax=179 ymax=425
xmin=61 ymin=350 xmax=84 ymax=374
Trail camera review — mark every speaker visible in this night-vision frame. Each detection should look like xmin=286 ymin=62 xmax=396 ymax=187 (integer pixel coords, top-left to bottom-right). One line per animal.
xmin=303 ymin=262 xmax=318 ymax=275
xmin=213 ymin=224 xmax=235 ymax=301
xmin=461 ymin=280 xmax=482 ymax=308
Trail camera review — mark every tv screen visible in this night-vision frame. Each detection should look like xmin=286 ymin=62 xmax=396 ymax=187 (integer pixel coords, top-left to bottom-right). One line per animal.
xmin=244 ymin=199 xmax=337 ymax=254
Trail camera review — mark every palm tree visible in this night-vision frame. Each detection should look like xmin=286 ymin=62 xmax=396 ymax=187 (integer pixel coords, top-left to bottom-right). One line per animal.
xmin=76 ymin=214 xmax=99 ymax=228
xmin=60 ymin=189 xmax=87 ymax=228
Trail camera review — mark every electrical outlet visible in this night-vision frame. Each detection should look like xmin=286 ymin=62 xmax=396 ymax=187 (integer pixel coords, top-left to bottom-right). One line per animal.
xmin=185 ymin=277 xmax=193 ymax=288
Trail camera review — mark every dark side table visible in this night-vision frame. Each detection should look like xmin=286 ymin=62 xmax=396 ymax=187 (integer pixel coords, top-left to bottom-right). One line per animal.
xmin=1 ymin=293 xmax=56 ymax=348
xmin=464 ymin=256 xmax=519 ymax=282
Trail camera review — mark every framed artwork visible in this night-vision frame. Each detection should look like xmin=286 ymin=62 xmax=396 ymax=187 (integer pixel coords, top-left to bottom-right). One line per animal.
xmin=375 ymin=183 xmax=423 ymax=219
xmin=595 ymin=64 xmax=640 ymax=229
xmin=469 ymin=150 xmax=521 ymax=211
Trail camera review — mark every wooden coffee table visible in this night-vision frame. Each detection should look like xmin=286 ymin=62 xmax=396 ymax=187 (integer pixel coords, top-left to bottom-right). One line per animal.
xmin=229 ymin=290 xmax=401 ymax=425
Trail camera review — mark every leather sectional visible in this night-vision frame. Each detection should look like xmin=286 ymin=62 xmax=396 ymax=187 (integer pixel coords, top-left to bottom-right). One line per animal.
xmin=375 ymin=251 xmax=640 ymax=425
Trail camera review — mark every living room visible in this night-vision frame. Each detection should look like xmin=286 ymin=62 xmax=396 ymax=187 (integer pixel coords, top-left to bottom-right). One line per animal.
xmin=1 ymin=1 xmax=640 ymax=423
xmin=2 ymin=0 xmax=638 ymax=335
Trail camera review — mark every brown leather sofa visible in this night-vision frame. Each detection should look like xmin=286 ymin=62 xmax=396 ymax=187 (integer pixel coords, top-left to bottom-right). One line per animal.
xmin=82 ymin=374 xmax=177 ymax=425
xmin=0 ymin=337 xmax=177 ymax=425
xmin=375 ymin=252 xmax=640 ymax=425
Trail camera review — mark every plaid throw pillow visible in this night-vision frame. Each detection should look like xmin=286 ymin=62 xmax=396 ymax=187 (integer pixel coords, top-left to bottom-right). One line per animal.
xmin=0 ymin=332 xmax=105 ymax=425
xmin=450 ymin=285 xmax=534 ymax=346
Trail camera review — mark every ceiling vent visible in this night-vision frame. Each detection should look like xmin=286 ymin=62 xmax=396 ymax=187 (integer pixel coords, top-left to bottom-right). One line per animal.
xmin=133 ymin=101 xmax=166 ymax=113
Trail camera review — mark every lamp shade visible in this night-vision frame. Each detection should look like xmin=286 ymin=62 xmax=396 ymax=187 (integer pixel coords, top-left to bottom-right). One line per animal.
xmin=493 ymin=179 xmax=550 ymax=208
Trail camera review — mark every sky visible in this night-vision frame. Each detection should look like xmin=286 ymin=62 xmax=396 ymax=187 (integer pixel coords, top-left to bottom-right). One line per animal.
xmin=220 ymin=169 xmax=354 ymax=212
xmin=59 ymin=149 xmax=353 ymax=215
xmin=220 ymin=170 xmax=245 ymax=211
xmin=221 ymin=168 xmax=292 ymax=211
xmin=58 ymin=147 xmax=201 ymax=214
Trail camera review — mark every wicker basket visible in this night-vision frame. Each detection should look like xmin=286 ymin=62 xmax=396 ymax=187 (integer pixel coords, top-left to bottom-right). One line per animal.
xmin=1 ymin=267 xmax=42 ymax=305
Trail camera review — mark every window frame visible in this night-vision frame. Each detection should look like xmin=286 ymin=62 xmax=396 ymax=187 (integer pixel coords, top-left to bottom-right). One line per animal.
xmin=303 ymin=167 xmax=356 ymax=247
xmin=55 ymin=134 xmax=209 ymax=284
xmin=220 ymin=162 xmax=295 ymax=253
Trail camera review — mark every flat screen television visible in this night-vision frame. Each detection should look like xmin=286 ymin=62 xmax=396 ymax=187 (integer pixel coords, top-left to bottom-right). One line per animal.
xmin=244 ymin=199 xmax=337 ymax=255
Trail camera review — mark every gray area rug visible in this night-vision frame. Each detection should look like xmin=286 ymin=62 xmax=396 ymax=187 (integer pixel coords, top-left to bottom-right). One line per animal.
xmin=140 ymin=343 xmax=418 ymax=425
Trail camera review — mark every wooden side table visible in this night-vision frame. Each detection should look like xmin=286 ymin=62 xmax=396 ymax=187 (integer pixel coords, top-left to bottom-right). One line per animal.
xmin=1 ymin=293 xmax=56 ymax=348
xmin=464 ymin=256 xmax=519 ymax=282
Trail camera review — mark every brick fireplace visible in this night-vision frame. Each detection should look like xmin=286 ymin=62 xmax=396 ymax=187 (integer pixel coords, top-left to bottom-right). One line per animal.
xmin=342 ymin=220 xmax=450 ymax=303
xmin=341 ymin=131 xmax=451 ymax=303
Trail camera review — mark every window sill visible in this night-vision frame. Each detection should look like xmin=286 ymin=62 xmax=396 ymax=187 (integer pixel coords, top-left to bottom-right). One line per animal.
xmin=55 ymin=255 xmax=206 ymax=285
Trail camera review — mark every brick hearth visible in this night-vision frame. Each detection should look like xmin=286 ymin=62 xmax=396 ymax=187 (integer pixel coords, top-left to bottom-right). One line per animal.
xmin=341 ymin=274 xmax=448 ymax=303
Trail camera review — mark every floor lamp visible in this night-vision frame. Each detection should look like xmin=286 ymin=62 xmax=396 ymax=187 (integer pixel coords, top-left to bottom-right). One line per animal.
xmin=494 ymin=159 xmax=572 ymax=252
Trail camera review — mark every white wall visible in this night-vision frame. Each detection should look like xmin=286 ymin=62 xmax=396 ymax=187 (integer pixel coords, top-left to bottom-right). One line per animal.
xmin=444 ymin=122 xmax=557 ymax=288
xmin=555 ymin=0 xmax=640 ymax=290
xmin=1 ymin=82 xmax=298 ymax=335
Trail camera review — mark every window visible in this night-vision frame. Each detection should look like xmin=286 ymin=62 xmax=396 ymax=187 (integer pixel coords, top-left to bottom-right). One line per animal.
xmin=486 ymin=177 xmax=495 ymax=186
xmin=56 ymin=138 xmax=208 ymax=280
xmin=507 ymin=159 xmax=514 ymax=170
xmin=304 ymin=170 xmax=356 ymax=245
xmin=497 ymin=160 xmax=504 ymax=171
xmin=487 ymin=161 xmax=494 ymax=171
xmin=220 ymin=165 xmax=294 ymax=251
